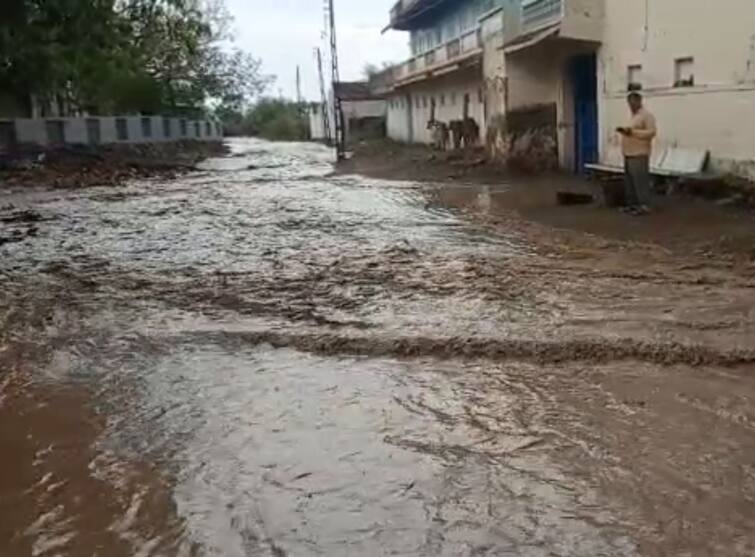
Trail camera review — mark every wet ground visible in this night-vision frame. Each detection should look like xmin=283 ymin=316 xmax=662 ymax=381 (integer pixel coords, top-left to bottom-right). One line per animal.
xmin=1 ymin=138 xmax=754 ymax=556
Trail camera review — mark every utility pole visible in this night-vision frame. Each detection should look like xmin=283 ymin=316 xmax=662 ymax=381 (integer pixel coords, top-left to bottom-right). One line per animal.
xmin=315 ymin=48 xmax=332 ymax=145
xmin=296 ymin=65 xmax=303 ymax=106
xmin=326 ymin=0 xmax=345 ymax=160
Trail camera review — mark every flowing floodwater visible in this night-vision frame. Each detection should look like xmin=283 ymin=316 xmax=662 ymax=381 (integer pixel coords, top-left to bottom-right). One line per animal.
xmin=1 ymin=139 xmax=754 ymax=556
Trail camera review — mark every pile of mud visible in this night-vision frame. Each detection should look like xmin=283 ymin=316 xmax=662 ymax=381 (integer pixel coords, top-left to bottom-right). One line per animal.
xmin=0 ymin=141 xmax=226 ymax=190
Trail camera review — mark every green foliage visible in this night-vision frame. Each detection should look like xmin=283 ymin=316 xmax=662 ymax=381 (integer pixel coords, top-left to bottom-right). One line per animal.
xmin=0 ymin=0 xmax=271 ymax=116
xmin=220 ymin=99 xmax=309 ymax=141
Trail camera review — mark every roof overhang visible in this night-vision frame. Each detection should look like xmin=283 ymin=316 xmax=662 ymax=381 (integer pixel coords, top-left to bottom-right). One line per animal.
xmin=501 ymin=22 xmax=561 ymax=54
xmin=384 ymin=0 xmax=456 ymax=32
xmin=392 ymin=49 xmax=482 ymax=89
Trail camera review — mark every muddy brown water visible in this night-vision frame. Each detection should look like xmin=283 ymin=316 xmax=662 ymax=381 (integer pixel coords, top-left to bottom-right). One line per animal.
xmin=1 ymin=139 xmax=753 ymax=556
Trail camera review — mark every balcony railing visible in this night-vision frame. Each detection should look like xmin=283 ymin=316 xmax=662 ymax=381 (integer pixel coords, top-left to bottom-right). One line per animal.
xmin=395 ymin=29 xmax=482 ymax=84
xmin=446 ymin=38 xmax=461 ymax=59
xmin=522 ymin=0 xmax=563 ymax=30
xmin=461 ymin=29 xmax=481 ymax=51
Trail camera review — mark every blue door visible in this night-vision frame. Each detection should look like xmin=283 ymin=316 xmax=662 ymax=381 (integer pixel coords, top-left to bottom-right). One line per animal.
xmin=570 ymin=54 xmax=598 ymax=173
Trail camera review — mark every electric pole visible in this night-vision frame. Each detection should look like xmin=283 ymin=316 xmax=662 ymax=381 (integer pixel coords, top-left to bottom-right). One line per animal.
xmin=326 ymin=0 xmax=345 ymax=160
xmin=296 ymin=65 xmax=303 ymax=106
xmin=315 ymin=48 xmax=332 ymax=145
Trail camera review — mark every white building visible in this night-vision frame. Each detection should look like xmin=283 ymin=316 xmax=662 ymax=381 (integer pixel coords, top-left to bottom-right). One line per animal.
xmin=308 ymin=82 xmax=388 ymax=145
xmin=308 ymin=103 xmax=330 ymax=142
xmin=382 ymin=0 xmax=495 ymax=145
xmin=382 ymin=0 xmax=755 ymax=179
xmin=334 ymin=82 xmax=387 ymax=145
xmin=597 ymin=0 xmax=755 ymax=179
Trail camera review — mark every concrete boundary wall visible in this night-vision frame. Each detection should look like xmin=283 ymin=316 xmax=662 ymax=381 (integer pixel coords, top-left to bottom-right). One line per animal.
xmin=0 ymin=115 xmax=223 ymax=151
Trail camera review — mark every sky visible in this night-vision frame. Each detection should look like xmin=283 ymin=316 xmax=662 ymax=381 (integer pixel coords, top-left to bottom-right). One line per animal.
xmin=224 ymin=0 xmax=409 ymax=101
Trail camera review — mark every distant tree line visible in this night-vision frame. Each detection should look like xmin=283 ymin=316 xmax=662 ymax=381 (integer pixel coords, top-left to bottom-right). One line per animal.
xmin=0 ymin=0 xmax=272 ymax=116
xmin=218 ymin=99 xmax=309 ymax=141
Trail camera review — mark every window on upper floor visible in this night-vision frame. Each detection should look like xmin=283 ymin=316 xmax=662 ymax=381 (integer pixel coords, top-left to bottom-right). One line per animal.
xmin=627 ymin=65 xmax=643 ymax=91
xmin=674 ymin=57 xmax=695 ymax=87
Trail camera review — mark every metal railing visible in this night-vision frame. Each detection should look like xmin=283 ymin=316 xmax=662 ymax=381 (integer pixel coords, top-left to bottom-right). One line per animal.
xmin=522 ymin=0 xmax=562 ymax=29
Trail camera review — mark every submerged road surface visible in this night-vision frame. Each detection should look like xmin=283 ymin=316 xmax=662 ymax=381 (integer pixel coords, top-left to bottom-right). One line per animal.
xmin=1 ymin=139 xmax=754 ymax=556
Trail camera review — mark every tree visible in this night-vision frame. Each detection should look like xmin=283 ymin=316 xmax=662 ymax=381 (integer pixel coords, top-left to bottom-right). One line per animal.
xmin=0 ymin=0 xmax=271 ymax=116
xmin=362 ymin=61 xmax=395 ymax=79
xmin=218 ymin=98 xmax=308 ymax=141
xmin=0 ymin=0 xmax=125 ymax=114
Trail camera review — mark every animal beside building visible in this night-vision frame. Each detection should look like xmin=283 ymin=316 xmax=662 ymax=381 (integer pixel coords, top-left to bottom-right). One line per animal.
xmin=461 ymin=118 xmax=480 ymax=148
xmin=427 ymin=120 xmax=449 ymax=151
xmin=449 ymin=120 xmax=464 ymax=150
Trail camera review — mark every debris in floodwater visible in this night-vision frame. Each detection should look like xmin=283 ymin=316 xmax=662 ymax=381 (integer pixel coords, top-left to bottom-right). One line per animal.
xmin=0 ymin=209 xmax=45 ymax=224
xmin=399 ymin=481 xmax=416 ymax=495
xmin=247 ymin=163 xmax=287 ymax=170
xmin=556 ymin=192 xmax=594 ymax=206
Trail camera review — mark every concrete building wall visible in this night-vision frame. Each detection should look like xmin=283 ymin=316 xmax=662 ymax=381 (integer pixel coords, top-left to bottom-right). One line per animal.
xmin=481 ymin=9 xmax=506 ymax=120
xmin=598 ymin=0 xmax=755 ymax=178
xmin=341 ymin=99 xmax=387 ymax=144
xmin=100 ymin=117 xmax=118 ymax=144
xmin=561 ymin=0 xmax=605 ymax=43
xmin=386 ymin=0 xmax=755 ymax=178
xmin=386 ymin=71 xmax=486 ymax=144
xmin=342 ymin=100 xmax=386 ymax=120
xmin=308 ymin=105 xmax=329 ymax=141
xmin=506 ymin=46 xmax=561 ymax=111
xmin=66 ymin=119 xmax=88 ymax=144
xmin=386 ymin=95 xmax=413 ymax=143
xmin=504 ymin=40 xmax=593 ymax=170
xmin=14 ymin=119 xmax=47 ymax=145
xmin=0 ymin=115 xmax=222 ymax=151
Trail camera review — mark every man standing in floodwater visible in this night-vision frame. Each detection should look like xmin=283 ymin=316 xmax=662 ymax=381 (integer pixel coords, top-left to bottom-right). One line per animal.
xmin=617 ymin=92 xmax=657 ymax=215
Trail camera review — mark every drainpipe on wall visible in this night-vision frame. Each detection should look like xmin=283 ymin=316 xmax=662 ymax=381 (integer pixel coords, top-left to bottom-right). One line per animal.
xmin=642 ymin=0 xmax=650 ymax=52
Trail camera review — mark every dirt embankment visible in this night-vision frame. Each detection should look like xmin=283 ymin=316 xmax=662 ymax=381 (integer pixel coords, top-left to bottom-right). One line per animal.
xmin=340 ymin=140 xmax=755 ymax=264
xmin=0 ymin=140 xmax=226 ymax=191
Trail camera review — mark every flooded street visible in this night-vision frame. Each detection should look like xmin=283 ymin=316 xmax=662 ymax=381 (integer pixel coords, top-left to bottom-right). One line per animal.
xmin=1 ymin=138 xmax=754 ymax=556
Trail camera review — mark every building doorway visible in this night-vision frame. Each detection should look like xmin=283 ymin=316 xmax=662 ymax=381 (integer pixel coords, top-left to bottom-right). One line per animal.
xmin=569 ymin=54 xmax=598 ymax=173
